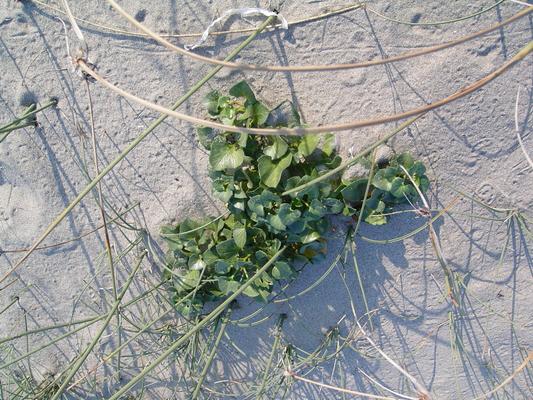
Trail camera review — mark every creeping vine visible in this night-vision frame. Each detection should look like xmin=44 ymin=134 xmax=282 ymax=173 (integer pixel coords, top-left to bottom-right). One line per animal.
xmin=162 ymin=81 xmax=430 ymax=314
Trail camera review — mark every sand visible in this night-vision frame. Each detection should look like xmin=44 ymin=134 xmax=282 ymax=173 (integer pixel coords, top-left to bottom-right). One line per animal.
xmin=0 ymin=0 xmax=532 ymax=398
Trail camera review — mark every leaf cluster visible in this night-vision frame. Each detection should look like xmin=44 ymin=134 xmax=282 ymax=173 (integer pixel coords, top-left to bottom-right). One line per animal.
xmin=162 ymin=81 xmax=430 ymax=315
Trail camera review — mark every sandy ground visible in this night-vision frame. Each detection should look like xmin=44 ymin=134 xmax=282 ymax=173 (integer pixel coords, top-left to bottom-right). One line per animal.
xmin=0 ymin=0 xmax=532 ymax=399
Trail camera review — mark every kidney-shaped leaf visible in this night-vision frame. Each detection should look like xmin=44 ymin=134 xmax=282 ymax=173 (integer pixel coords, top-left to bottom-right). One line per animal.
xmin=229 ymin=80 xmax=256 ymax=103
xmin=264 ymin=136 xmax=288 ymax=160
xmin=258 ymin=153 xmax=292 ymax=188
xmin=209 ymin=141 xmax=244 ymax=171
xmin=272 ymin=261 xmax=294 ymax=280
xmin=268 ymin=203 xmax=301 ymax=231
xmin=298 ymin=134 xmax=320 ymax=157
xmin=341 ymin=179 xmax=369 ymax=203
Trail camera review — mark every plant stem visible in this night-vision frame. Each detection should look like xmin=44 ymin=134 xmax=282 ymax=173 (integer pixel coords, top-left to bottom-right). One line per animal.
xmin=282 ymin=114 xmax=425 ymax=196
xmin=0 ymin=99 xmax=57 ymax=142
xmin=1 ymin=16 xmax=276 ymax=286
xmin=107 ymin=246 xmax=285 ymax=400
xmin=85 ymin=77 xmax=122 ymax=379
xmin=256 ymin=314 xmax=285 ymax=399
xmin=191 ymin=309 xmax=232 ymax=399
xmin=50 ymin=251 xmax=146 ymax=400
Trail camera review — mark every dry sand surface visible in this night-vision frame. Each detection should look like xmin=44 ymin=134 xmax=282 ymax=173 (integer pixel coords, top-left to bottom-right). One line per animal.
xmin=0 ymin=0 xmax=532 ymax=399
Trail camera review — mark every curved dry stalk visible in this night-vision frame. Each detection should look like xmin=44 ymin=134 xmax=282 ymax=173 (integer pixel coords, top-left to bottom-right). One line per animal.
xmin=472 ymin=352 xmax=532 ymax=400
xmin=365 ymin=0 xmax=505 ymax=27
xmin=514 ymin=87 xmax=533 ymax=170
xmin=359 ymin=370 xmax=419 ymax=400
xmin=34 ymin=0 xmax=363 ymax=39
xmin=0 ymin=17 xmax=274 ymax=287
xmin=340 ymin=272 xmax=431 ymax=399
xmin=77 ymin=40 xmax=533 ymax=137
xmin=104 ymin=1 xmax=531 ymax=72
xmin=400 ymin=165 xmax=458 ymax=307
xmin=284 ymin=370 xmax=399 ymax=400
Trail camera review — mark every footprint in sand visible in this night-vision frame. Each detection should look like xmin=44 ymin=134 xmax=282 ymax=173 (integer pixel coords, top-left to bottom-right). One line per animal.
xmin=0 ymin=184 xmax=45 ymax=246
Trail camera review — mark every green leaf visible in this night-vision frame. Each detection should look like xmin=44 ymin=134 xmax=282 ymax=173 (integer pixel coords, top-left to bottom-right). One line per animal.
xmin=215 ymin=260 xmax=230 ymax=274
xmin=272 ymin=261 xmax=294 ymax=280
xmin=242 ymin=285 xmax=260 ymax=298
xmin=216 ymin=239 xmax=240 ymax=259
xmin=178 ymin=219 xmax=204 ymax=240
xmin=418 ymin=176 xmax=430 ymax=193
xmin=237 ymin=132 xmax=248 ymax=147
xmin=372 ymin=167 xmax=399 ymax=192
xmin=264 ymin=136 xmax=288 ymax=160
xmin=268 ymin=203 xmax=301 ymax=231
xmin=364 ymin=200 xmax=387 ymax=225
xmin=288 ymin=102 xmax=301 ymax=127
xmin=218 ymin=277 xmax=240 ymax=294
xmin=233 ymin=226 xmax=247 ymax=249
xmin=189 ymin=257 xmax=206 ymax=271
xmin=229 ymin=81 xmax=256 ymax=102
xmin=247 ymin=191 xmax=280 ymax=219
xmin=408 ymin=161 xmax=426 ymax=177
xmin=365 ymin=213 xmax=387 ymax=225
xmin=390 ymin=177 xmax=411 ymax=198
xmin=258 ymin=153 xmax=292 ymax=188
xmin=209 ymin=141 xmax=244 ymax=171
xmin=203 ymin=91 xmax=220 ymax=115
xmin=323 ymin=198 xmax=344 ymax=214
xmin=395 ymin=153 xmax=414 ymax=168
xmin=322 ymin=133 xmax=336 ymax=156
xmin=197 ymin=127 xmax=214 ymax=150
xmin=341 ymin=179 xmax=369 ymax=203
xmin=298 ymin=134 xmax=320 ymax=157
xmin=176 ymin=270 xmax=201 ymax=292
xmin=299 ymin=241 xmax=326 ymax=261
xmin=217 ymin=95 xmax=230 ymax=110
xmin=308 ymin=199 xmax=327 ymax=218
xmin=252 ymin=101 xmax=270 ymax=126
xmin=300 ymin=231 xmax=321 ymax=244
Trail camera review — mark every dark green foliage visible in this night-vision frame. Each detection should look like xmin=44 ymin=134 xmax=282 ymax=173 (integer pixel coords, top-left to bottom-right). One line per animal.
xmin=162 ymin=81 xmax=430 ymax=315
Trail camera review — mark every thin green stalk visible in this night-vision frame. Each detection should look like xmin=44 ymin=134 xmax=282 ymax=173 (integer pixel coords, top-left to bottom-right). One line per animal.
xmin=161 ymin=212 xmax=230 ymax=239
xmin=367 ymin=0 xmax=505 ymax=26
xmin=0 ymin=318 xmax=100 ymax=370
xmin=108 ymin=246 xmax=285 ymax=400
xmin=0 ymin=122 xmax=35 ymax=136
xmin=67 ymin=286 xmax=206 ymax=390
xmin=273 ymin=228 xmax=352 ymax=303
xmin=0 ymin=15 xmax=276 ymax=286
xmin=256 ymin=314 xmax=285 ymax=399
xmin=359 ymin=197 xmax=460 ymax=244
xmin=85 ymin=77 xmax=122 ymax=379
xmin=0 ymin=99 xmax=57 ymax=141
xmin=282 ymin=114 xmax=425 ymax=196
xmin=0 ymin=281 xmax=165 ymax=349
xmin=50 ymin=251 xmax=146 ymax=400
xmin=0 ymin=297 xmax=18 ymax=316
xmin=348 ymin=150 xmax=377 ymax=330
xmin=191 ymin=309 xmax=232 ymax=399
xmin=350 ymin=242 xmax=373 ymax=331
xmin=0 ymin=202 xmax=139 ymax=254
xmin=0 ymin=315 xmax=101 ymax=346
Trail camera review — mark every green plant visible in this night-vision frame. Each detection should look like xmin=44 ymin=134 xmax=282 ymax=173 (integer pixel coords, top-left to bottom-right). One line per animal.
xmin=0 ymin=98 xmax=57 ymax=144
xmin=162 ymin=80 xmax=430 ymax=314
